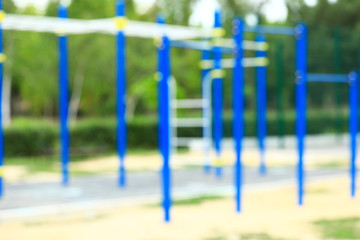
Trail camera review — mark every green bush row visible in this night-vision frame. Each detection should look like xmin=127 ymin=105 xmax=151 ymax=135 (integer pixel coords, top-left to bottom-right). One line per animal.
xmin=4 ymin=111 xmax=349 ymax=157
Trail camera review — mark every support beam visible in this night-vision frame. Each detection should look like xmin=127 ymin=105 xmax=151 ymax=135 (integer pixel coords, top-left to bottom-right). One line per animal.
xmin=349 ymin=71 xmax=358 ymax=198
xmin=58 ymin=5 xmax=70 ymax=186
xmin=233 ymin=18 xmax=244 ymax=213
xmin=295 ymin=23 xmax=307 ymax=206
xmin=212 ymin=10 xmax=224 ymax=178
xmin=201 ymin=42 xmax=212 ymax=174
xmin=276 ymin=42 xmax=285 ymax=149
xmin=200 ymin=57 xmax=269 ymax=69
xmin=157 ymin=15 xmax=171 ymax=223
xmin=256 ymin=35 xmax=267 ymax=176
xmin=115 ymin=0 xmax=127 ymax=188
xmin=307 ymin=73 xmax=349 ymax=83
xmin=245 ymin=25 xmax=296 ymax=36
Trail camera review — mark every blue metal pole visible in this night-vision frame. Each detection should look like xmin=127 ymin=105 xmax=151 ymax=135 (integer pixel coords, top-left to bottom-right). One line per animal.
xmin=212 ymin=10 xmax=224 ymax=178
xmin=295 ymin=23 xmax=307 ymax=206
xmin=349 ymin=71 xmax=358 ymax=198
xmin=116 ymin=1 xmax=127 ymax=188
xmin=202 ymin=40 xmax=212 ymax=174
xmin=0 ymin=0 xmax=4 ymax=198
xmin=256 ymin=35 xmax=267 ymax=175
xmin=358 ymin=48 xmax=360 ymax=134
xmin=157 ymin=15 xmax=172 ymax=222
xmin=58 ymin=5 xmax=70 ymax=186
xmin=233 ymin=18 xmax=244 ymax=213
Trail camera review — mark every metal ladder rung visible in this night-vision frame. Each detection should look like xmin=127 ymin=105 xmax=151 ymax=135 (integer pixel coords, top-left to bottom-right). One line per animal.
xmin=172 ymin=99 xmax=209 ymax=109
xmin=172 ymin=118 xmax=210 ymax=127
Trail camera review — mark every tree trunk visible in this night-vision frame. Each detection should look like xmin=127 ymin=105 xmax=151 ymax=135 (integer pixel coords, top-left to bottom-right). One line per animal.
xmin=2 ymin=37 xmax=15 ymax=127
xmin=69 ymin=61 xmax=86 ymax=124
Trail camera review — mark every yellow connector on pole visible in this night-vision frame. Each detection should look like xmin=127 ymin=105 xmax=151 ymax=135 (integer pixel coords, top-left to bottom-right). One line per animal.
xmin=0 ymin=53 xmax=6 ymax=63
xmin=115 ymin=17 xmax=128 ymax=30
xmin=0 ymin=10 xmax=5 ymax=23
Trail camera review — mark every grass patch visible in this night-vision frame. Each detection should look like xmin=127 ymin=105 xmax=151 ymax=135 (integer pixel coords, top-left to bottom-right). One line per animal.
xmin=314 ymin=217 xmax=360 ymax=239
xmin=313 ymin=161 xmax=346 ymax=169
xmin=148 ymin=195 xmax=224 ymax=208
xmin=205 ymin=233 xmax=288 ymax=240
xmin=173 ymin=195 xmax=224 ymax=206
xmin=6 ymin=155 xmax=112 ymax=176
xmin=7 ymin=156 xmax=59 ymax=173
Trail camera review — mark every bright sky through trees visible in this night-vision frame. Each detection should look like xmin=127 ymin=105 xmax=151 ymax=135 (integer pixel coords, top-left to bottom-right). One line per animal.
xmin=13 ymin=0 xmax=337 ymax=26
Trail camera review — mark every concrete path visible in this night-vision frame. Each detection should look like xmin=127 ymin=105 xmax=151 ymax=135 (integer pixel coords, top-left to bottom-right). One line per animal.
xmin=0 ymin=166 xmax=348 ymax=220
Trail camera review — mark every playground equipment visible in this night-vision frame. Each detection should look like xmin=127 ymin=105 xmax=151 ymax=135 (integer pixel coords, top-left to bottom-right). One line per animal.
xmin=295 ymin=23 xmax=358 ymax=204
xmin=0 ymin=0 xmax=356 ymax=224
xmin=159 ymin=13 xmax=270 ymax=219
xmin=170 ymin=72 xmax=213 ymax=173
xmin=0 ymin=1 xmax=212 ymax=197
xmin=157 ymin=16 xmax=359 ymax=220
xmin=169 ymin=12 xmax=269 ymax=177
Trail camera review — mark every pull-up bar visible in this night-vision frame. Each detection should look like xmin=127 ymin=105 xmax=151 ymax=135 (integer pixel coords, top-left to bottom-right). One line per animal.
xmin=200 ymin=57 xmax=269 ymax=69
xmin=296 ymin=23 xmax=358 ymax=205
xmin=307 ymin=73 xmax=349 ymax=83
xmin=170 ymin=39 xmax=269 ymax=53
xmin=245 ymin=25 xmax=296 ymax=36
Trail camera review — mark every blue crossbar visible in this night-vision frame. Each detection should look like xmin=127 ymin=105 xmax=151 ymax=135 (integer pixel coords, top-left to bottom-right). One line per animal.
xmin=307 ymin=73 xmax=349 ymax=83
xmin=170 ymin=40 xmax=233 ymax=54
xmin=245 ymin=25 xmax=296 ymax=36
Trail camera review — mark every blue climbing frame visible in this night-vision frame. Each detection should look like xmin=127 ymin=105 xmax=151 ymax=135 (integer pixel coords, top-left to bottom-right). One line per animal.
xmin=58 ymin=5 xmax=70 ymax=186
xmin=57 ymin=1 xmax=130 ymax=187
xmin=56 ymin=1 xmax=129 ymax=187
xmin=295 ymin=23 xmax=307 ymax=205
xmin=232 ymin=18 xmax=245 ymax=213
xmin=296 ymin=23 xmax=358 ymax=204
xmin=213 ymin=10 xmax=224 ymax=178
xmin=116 ymin=1 xmax=127 ymax=188
xmin=164 ymin=12 xmax=314 ymax=216
xmin=301 ymin=71 xmax=358 ymax=199
xmin=156 ymin=15 xmax=172 ymax=223
xmin=256 ymin=34 xmax=267 ymax=176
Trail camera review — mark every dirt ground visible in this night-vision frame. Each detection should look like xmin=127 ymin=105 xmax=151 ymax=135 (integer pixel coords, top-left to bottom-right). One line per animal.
xmin=1 ymin=177 xmax=359 ymax=240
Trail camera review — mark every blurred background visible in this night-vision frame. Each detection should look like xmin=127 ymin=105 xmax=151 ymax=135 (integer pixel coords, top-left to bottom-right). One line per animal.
xmin=1 ymin=1 xmax=360 ymax=239
xmin=1 ymin=0 xmax=359 ymax=160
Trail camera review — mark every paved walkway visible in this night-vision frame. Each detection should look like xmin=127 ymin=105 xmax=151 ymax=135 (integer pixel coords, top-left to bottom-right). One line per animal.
xmin=0 ymin=166 xmax=348 ymax=220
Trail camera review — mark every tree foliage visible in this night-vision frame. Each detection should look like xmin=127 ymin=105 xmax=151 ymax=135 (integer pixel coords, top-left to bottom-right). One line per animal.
xmin=4 ymin=0 xmax=360 ymax=120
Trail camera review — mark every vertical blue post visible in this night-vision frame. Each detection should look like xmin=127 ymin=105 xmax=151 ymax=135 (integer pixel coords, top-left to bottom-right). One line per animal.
xmin=202 ymin=41 xmax=212 ymax=174
xmin=349 ymin=71 xmax=358 ymax=198
xmin=0 ymin=0 xmax=4 ymax=198
xmin=358 ymin=48 xmax=360 ymax=133
xmin=233 ymin=18 xmax=244 ymax=213
xmin=212 ymin=10 xmax=224 ymax=178
xmin=58 ymin=5 xmax=70 ymax=186
xmin=116 ymin=1 xmax=127 ymax=188
xmin=256 ymin=35 xmax=267 ymax=175
xmin=157 ymin=15 xmax=171 ymax=222
xmin=295 ymin=23 xmax=307 ymax=206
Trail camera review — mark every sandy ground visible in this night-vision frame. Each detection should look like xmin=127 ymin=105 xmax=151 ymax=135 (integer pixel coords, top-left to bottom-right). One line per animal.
xmin=3 ymin=147 xmax=348 ymax=184
xmin=1 ymin=177 xmax=359 ymax=240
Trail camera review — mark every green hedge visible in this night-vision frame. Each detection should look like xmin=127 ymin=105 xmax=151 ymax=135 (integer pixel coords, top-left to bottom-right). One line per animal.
xmin=4 ymin=111 xmax=349 ymax=157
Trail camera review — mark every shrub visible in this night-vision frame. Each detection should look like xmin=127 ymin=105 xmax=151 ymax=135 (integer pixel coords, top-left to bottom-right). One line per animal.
xmin=3 ymin=110 xmax=349 ymax=157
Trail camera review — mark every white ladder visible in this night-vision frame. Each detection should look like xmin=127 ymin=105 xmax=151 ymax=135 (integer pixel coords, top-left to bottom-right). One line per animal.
xmin=170 ymin=73 xmax=212 ymax=167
